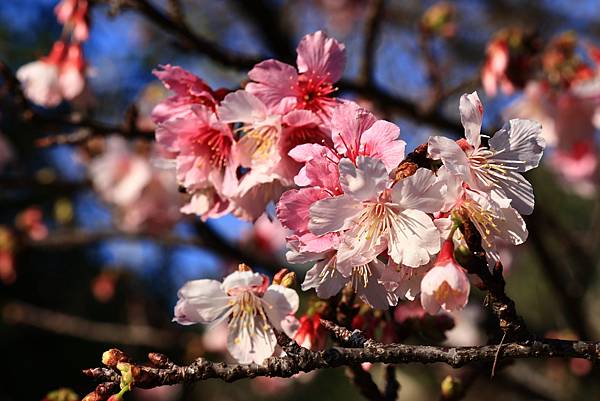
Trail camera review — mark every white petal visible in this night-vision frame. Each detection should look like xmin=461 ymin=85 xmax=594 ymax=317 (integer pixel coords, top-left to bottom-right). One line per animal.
xmin=427 ymin=136 xmax=473 ymax=184
xmin=227 ymin=318 xmax=277 ymax=364
xmin=263 ymin=285 xmax=300 ymax=329
xmin=459 ymin=92 xmax=483 ymax=148
xmin=491 ymin=172 xmax=535 ymax=215
xmin=308 ymin=195 xmax=361 ymax=235
xmin=356 ymin=260 xmax=396 ymax=309
xmin=222 ymin=271 xmax=265 ymax=292
xmin=489 ymin=119 xmax=545 ymax=172
xmin=495 ymin=205 xmax=528 ymax=245
xmin=174 ymin=280 xmax=230 ymax=324
xmin=387 ymin=209 xmax=441 ymax=267
xmin=339 ymin=156 xmax=388 ymax=201
xmin=391 ymin=168 xmax=445 ymax=213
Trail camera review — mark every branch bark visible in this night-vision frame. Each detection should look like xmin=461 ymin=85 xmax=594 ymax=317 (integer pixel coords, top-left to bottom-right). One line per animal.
xmin=83 ymin=337 xmax=600 ymax=388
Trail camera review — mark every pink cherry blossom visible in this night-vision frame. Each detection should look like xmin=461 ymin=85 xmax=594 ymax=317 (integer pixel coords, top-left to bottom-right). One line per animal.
xmin=420 ymin=239 xmax=470 ymax=314
xmin=156 ymin=104 xmax=238 ymax=196
xmin=173 ymin=268 xmax=299 ymax=364
xmin=549 ymin=140 xmax=598 ymax=197
xmin=152 ymin=65 xmax=228 ymax=124
xmin=17 ymin=42 xmax=65 ymax=107
xmin=218 ymin=90 xmax=282 ymax=170
xmin=330 ymin=101 xmax=406 ymax=172
xmin=246 ymin=31 xmax=345 ymax=118
xmin=428 ymin=91 xmax=545 ymax=215
xmin=301 ymin=254 xmax=396 ymax=309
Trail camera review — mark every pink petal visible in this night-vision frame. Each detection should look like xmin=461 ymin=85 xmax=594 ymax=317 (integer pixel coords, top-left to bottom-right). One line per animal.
xmin=296 ymin=31 xmax=346 ymax=83
xmin=359 ymin=120 xmax=405 ymax=171
xmin=331 ymin=101 xmax=377 ymax=156
xmin=277 ymin=187 xmax=330 ymax=234
xmin=246 ymin=59 xmax=298 ymax=112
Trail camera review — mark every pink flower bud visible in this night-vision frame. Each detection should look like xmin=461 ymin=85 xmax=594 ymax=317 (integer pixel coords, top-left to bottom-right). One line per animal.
xmin=420 ymin=240 xmax=470 ymax=314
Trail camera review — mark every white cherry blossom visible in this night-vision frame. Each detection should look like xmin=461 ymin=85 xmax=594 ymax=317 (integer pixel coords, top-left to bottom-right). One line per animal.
xmin=428 ymin=91 xmax=545 ymax=215
xmin=173 ymin=268 xmax=299 ymax=364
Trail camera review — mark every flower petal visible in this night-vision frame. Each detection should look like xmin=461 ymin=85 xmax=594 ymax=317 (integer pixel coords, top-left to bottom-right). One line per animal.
xmin=427 ymin=136 xmax=473 ymax=184
xmin=359 ymin=120 xmax=405 ymax=171
xmin=489 ymin=119 xmax=545 ymax=172
xmin=391 ymin=168 xmax=445 ymax=213
xmin=490 ymin=171 xmax=535 ymax=215
xmin=173 ymin=279 xmax=230 ymax=324
xmin=227 ymin=318 xmax=277 ymax=364
xmin=296 ymin=31 xmax=346 ymax=82
xmin=331 ymin=102 xmax=377 ymax=156
xmin=308 ymin=195 xmax=361 ymax=235
xmin=246 ymin=59 xmax=298 ymax=111
xmin=222 ymin=271 xmax=266 ymax=293
xmin=277 ymin=188 xmax=330 ymax=234
xmin=263 ymin=285 xmax=300 ymax=329
xmin=218 ymin=90 xmax=268 ymax=123
xmin=339 ymin=156 xmax=388 ymax=201
xmin=387 ymin=209 xmax=441 ymax=267
xmin=459 ymin=92 xmax=483 ymax=148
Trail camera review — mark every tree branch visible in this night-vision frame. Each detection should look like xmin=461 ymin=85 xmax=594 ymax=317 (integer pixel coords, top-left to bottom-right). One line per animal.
xmin=359 ymin=0 xmax=386 ymax=86
xmin=83 ymin=337 xmax=600 ymax=388
xmin=3 ymin=301 xmax=189 ymax=349
xmin=92 ymin=0 xmax=262 ymax=69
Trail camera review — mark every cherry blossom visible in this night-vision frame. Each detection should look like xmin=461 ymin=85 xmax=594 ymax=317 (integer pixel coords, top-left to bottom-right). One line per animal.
xmin=156 ymin=105 xmax=238 ymax=196
xmin=420 ymin=239 xmax=470 ymax=314
xmin=246 ymin=31 xmax=345 ymax=118
xmin=173 ymin=266 xmax=299 ymax=364
xmin=17 ymin=41 xmax=87 ymax=107
xmin=89 ymin=137 xmax=181 ymax=233
xmin=428 ymin=91 xmax=545 ymax=215
xmin=309 ymin=156 xmax=444 ymax=268
xmin=152 ymin=65 xmax=228 ymax=124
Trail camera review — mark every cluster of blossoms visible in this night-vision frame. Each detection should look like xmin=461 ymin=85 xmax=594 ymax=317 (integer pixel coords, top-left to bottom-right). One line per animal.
xmin=277 ymin=91 xmax=543 ymax=314
xmin=17 ymin=0 xmax=89 ymax=107
xmin=484 ymin=30 xmax=600 ymax=196
xmin=166 ymin=31 xmax=545 ymax=364
xmin=153 ymin=31 xmax=343 ymax=220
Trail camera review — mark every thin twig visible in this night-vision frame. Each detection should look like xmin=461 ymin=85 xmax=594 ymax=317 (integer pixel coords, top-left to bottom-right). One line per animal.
xmin=359 ymin=0 xmax=386 ymax=86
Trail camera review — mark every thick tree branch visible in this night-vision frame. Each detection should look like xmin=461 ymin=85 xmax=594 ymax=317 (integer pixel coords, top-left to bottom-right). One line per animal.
xmin=83 ymin=337 xmax=600 ymax=388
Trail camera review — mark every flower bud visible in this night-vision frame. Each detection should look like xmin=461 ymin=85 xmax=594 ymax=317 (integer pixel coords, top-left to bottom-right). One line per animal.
xmin=102 ymin=349 xmax=128 ymax=368
xmin=280 ymin=272 xmax=296 ymax=288
xmin=440 ymin=375 xmax=463 ymax=399
xmin=272 ymin=268 xmax=290 ymax=285
xmin=237 ymin=263 xmax=252 ymax=272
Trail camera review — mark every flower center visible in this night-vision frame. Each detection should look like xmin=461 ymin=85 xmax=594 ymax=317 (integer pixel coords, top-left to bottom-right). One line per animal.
xmin=351 ymin=264 xmax=372 ymax=289
xmin=460 ymin=200 xmax=500 ymax=248
xmin=229 ymin=290 xmax=271 ymax=343
xmin=238 ymin=124 xmax=279 ymax=160
xmin=295 ymin=74 xmax=337 ymax=115
xmin=194 ymin=128 xmax=232 ymax=168
xmin=468 ymin=147 xmax=525 ymax=188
